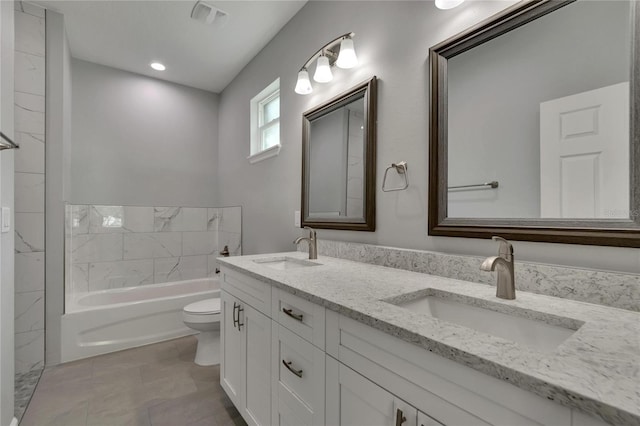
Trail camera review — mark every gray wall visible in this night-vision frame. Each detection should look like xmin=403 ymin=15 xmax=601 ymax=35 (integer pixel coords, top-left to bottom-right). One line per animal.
xmin=218 ymin=0 xmax=640 ymax=274
xmin=0 ymin=0 xmax=15 ymax=422
xmin=45 ymin=9 xmax=71 ymax=367
xmin=70 ymin=59 xmax=219 ymax=207
xmin=447 ymin=1 xmax=630 ymax=218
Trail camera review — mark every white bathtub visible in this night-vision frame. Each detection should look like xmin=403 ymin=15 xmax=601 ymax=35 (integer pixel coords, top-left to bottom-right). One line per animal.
xmin=61 ymin=277 xmax=220 ymax=362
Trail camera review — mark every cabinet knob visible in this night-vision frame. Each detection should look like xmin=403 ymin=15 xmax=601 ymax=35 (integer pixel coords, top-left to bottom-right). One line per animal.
xmin=395 ymin=408 xmax=407 ymax=426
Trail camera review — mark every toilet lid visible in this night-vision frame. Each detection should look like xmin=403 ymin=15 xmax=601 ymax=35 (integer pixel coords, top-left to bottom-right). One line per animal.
xmin=184 ymin=298 xmax=221 ymax=315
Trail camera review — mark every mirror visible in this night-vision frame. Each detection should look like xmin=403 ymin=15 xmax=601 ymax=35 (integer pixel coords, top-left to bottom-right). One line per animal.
xmin=302 ymin=77 xmax=377 ymax=231
xmin=429 ymin=0 xmax=640 ymax=247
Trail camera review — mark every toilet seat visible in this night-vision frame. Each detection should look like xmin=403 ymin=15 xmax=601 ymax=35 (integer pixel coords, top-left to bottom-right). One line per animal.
xmin=183 ymin=298 xmax=221 ymax=315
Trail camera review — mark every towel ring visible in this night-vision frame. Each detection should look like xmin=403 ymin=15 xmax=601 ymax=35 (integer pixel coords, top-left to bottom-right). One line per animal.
xmin=382 ymin=161 xmax=409 ymax=192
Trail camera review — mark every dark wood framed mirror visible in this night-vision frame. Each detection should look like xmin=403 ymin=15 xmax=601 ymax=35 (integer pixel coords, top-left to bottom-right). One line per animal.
xmin=428 ymin=0 xmax=640 ymax=247
xmin=302 ymin=77 xmax=377 ymax=231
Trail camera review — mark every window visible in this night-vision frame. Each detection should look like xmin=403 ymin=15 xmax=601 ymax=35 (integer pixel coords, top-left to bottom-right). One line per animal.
xmin=249 ymin=78 xmax=281 ymax=163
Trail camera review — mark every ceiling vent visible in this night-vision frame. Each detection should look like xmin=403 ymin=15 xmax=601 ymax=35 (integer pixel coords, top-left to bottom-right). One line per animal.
xmin=191 ymin=1 xmax=229 ymax=27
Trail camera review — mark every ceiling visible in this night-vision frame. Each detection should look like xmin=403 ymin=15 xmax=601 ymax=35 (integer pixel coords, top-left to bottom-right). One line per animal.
xmin=34 ymin=0 xmax=307 ymax=93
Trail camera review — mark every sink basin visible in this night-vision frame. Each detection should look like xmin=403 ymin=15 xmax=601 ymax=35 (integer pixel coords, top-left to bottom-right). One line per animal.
xmin=395 ymin=293 xmax=577 ymax=352
xmin=253 ymin=257 xmax=320 ymax=270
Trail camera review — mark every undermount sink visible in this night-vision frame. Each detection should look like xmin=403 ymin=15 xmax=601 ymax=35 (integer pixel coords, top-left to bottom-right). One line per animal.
xmin=253 ymin=256 xmax=320 ymax=270
xmin=393 ymin=292 xmax=578 ymax=352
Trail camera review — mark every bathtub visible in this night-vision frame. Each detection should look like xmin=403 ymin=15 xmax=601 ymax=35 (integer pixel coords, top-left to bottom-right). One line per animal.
xmin=61 ymin=277 xmax=220 ymax=362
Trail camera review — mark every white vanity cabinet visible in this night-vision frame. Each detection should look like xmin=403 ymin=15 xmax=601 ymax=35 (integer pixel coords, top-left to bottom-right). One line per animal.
xmin=220 ymin=268 xmax=272 ymax=426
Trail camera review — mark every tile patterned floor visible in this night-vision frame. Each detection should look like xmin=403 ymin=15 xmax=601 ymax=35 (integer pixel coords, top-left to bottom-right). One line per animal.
xmin=20 ymin=336 xmax=247 ymax=426
xmin=15 ymin=368 xmax=44 ymax=422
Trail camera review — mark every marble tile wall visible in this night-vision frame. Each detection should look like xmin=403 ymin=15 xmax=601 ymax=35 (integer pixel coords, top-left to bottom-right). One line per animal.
xmin=309 ymin=240 xmax=640 ymax=312
xmin=14 ymin=2 xmax=46 ymax=375
xmin=65 ymin=205 xmax=242 ymax=306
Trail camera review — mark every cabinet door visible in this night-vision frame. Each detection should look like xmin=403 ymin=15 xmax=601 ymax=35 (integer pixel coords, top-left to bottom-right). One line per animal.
xmin=242 ymin=303 xmax=272 ymax=426
xmin=326 ymin=356 xmax=417 ymax=426
xmin=221 ymin=290 xmax=243 ymax=408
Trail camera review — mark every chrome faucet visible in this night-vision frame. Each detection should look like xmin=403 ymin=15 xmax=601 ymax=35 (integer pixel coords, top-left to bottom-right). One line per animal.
xmin=294 ymin=226 xmax=317 ymax=260
xmin=480 ymin=236 xmax=515 ymax=300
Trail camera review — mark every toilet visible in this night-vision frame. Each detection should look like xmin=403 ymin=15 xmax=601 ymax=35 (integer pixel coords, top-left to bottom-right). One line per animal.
xmin=182 ymin=298 xmax=221 ymax=366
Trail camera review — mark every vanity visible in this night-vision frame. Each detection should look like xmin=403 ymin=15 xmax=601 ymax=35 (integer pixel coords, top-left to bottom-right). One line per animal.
xmin=217 ymin=252 xmax=640 ymax=426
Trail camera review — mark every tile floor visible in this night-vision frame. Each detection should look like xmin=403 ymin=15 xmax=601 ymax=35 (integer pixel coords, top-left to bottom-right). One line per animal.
xmin=15 ymin=368 xmax=44 ymax=422
xmin=20 ymin=336 xmax=247 ymax=426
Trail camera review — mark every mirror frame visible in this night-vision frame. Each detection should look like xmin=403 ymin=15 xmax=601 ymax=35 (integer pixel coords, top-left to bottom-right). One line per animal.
xmin=302 ymin=76 xmax=377 ymax=231
xmin=428 ymin=0 xmax=640 ymax=247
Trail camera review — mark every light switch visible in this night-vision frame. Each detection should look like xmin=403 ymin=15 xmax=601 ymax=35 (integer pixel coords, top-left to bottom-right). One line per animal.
xmin=2 ymin=207 xmax=10 ymax=233
xmin=294 ymin=210 xmax=301 ymax=227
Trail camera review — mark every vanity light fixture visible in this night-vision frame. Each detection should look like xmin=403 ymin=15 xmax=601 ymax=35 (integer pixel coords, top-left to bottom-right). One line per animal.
xmin=150 ymin=62 xmax=166 ymax=71
xmin=435 ymin=0 xmax=465 ymax=10
xmin=294 ymin=32 xmax=358 ymax=95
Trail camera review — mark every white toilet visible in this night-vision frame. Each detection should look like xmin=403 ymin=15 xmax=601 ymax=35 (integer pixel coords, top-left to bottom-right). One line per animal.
xmin=182 ymin=298 xmax=221 ymax=366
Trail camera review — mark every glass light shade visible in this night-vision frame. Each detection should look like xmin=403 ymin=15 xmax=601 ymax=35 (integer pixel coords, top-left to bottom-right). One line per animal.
xmin=313 ymin=55 xmax=333 ymax=83
xmin=435 ymin=0 xmax=464 ymax=9
xmin=336 ymin=38 xmax=358 ymax=69
xmin=294 ymin=69 xmax=313 ymax=95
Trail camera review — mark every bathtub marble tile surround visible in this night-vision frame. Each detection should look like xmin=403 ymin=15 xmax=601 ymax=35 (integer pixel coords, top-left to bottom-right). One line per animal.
xmin=15 ymin=2 xmax=47 ymax=378
xmin=66 ymin=205 xmax=241 ymax=301
xmin=219 ymin=252 xmax=640 ymax=425
xmin=305 ymin=240 xmax=640 ymax=312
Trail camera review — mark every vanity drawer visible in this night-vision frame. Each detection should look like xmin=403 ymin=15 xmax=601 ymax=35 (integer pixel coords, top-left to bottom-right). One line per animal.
xmin=273 ymin=288 xmax=325 ymax=349
xmin=271 ymin=323 xmax=325 ymax=426
xmin=220 ymin=267 xmax=271 ymax=316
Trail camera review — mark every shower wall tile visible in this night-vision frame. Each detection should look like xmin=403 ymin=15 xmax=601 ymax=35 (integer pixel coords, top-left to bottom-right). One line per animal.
xmin=71 ymin=233 xmax=123 ymax=264
xmin=183 ymin=231 xmax=218 ymax=256
xmin=69 ymin=205 xmax=90 ymax=234
xmin=123 ymin=232 xmax=182 ymax=260
xmin=154 ymin=207 xmax=183 ymax=232
xmin=88 ymin=260 xmax=154 ymax=291
xmin=15 ymin=330 xmax=44 ymax=374
xmin=219 ymin=231 xmax=242 ymax=257
xmin=182 ymin=208 xmax=208 ymax=231
xmin=15 ymin=51 xmax=45 ymax=95
xmin=15 ymin=291 xmax=44 ymax=333
xmin=14 ymin=10 xmax=45 ymax=56
xmin=15 ymin=212 xmax=44 ymax=253
xmin=207 ymin=209 xmax=219 ymax=231
xmin=15 ymin=172 xmax=44 ymax=213
xmin=154 ymin=255 xmax=208 ymax=284
xmin=15 ymin=252 xmax=45 ymax=293
xmin=66 ymin=264 xmax=89 ymax=300
xmin=15 ymin=92 xmax=44 ymax=134
xmin=219 ymin=206 xmax=242 ymax=233
xmin=15 ymin=132 xmax=45 ymax=173
xmin=66 ymin=204 xmax=241 ymax=296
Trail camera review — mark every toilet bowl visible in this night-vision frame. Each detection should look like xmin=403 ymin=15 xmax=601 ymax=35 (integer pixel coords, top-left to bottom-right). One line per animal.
xmin=183 ymin=298 xmax=221 ymax=366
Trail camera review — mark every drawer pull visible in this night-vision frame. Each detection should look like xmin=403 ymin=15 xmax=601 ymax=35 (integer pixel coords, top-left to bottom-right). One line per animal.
xmin=236 ymin=305 xmax=244 ymax=331
xmin=282 ymin=307 xmax=304 ymax=322
xmin=282 ymin=360 xmax=303 ymax=378
xmin=395 ymin=409 xmax=406 ymax=426
xmin=233 ymin=302 xmax=239 ymax=328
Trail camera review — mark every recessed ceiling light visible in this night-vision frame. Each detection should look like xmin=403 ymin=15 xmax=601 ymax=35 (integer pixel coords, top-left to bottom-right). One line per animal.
xmin=150 ymin=62 xmax=166 ymax=71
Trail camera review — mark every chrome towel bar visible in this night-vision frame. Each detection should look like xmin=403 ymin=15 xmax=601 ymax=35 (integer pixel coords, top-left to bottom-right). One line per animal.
xmin=448 ymin=181 xmax=499 ymax=190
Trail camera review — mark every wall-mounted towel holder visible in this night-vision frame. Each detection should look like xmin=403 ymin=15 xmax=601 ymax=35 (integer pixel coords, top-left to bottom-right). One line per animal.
xmin=0 ymin=131 xmax=19 ymax=151
xmin=382 ymin=161 xmax=409 ymax=192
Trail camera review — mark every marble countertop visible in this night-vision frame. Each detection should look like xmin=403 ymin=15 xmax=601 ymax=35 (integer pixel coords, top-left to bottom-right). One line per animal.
xmin=218 ymin=252 xmax=640 ymax=425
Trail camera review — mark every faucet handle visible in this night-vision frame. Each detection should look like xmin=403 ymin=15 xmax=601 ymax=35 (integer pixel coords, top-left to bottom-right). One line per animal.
xmin=303 ymin=226 xmax=316 ymax=239
xmin=491 ymin=236 xmax=513 ymax=260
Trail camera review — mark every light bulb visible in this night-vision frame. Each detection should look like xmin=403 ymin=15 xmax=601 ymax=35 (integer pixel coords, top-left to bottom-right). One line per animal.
xmin=336 ymin=37 xmax=358 ymax=69
xmin=313 ymin=55 xmax=333 ymax=83
xmin=435 ymin=0 xmax=464 ymax=9
xmin=295 ymin=69 xmax=313 ymax=95
xmin=150 ymin=62 xmax=166 ymax=71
